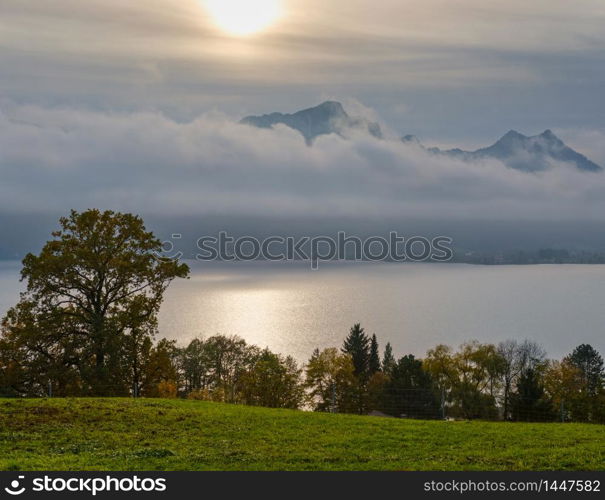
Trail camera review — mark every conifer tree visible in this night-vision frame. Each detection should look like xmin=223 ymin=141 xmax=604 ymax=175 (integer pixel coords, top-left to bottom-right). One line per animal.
xmin=382 ymin=342 xmax=396 ymax=375
xmin=369 ymin=334 xmax=381 ymax=376
xmin=341 ymin=323 xmax=370 ymax=381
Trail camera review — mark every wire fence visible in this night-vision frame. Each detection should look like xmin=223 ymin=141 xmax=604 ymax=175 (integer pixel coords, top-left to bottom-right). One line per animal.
xmin=4 ymin=382 xmax=604 ymax=425
xmin=326 ymin=387 xmax=605 ymax=424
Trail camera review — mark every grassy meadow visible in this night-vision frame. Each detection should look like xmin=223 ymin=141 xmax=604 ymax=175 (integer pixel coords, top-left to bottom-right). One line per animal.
xmin=0 ymin=398 xmax=603 ymax=471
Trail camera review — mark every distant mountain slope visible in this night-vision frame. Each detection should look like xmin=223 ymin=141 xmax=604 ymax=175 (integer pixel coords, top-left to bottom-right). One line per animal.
xmin=241 ymin=101 xmax=601 ymax=172
xmin=241 ymin=101 xmax=382 ymax=144
xmin=419 ymin=129 xmax=602 ymax=172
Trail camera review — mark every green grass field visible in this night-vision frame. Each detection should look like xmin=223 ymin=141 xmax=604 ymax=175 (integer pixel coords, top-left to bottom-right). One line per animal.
xmin=0 ymin=398 xmax=603 ymax=471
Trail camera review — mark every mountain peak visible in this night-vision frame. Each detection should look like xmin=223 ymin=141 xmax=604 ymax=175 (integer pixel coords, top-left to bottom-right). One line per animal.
xmin=414 ymin=129 xmax=602 ymax=173
xmin=241 ymin=101 xmax=382 ymax=144
xmin=498 ymin=130 xmax=527 ymax=143
xmin=315 ymin=100 xmax=346 ymax=113
xmin=539 ymin=129 xmax=562 ymax=143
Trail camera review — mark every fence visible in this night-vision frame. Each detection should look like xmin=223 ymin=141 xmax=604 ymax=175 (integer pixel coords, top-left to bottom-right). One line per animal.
xmin=3 ymin=382 xmax=604 ymax=425
xmin=317 ymin=387 xmax=605 ymax=424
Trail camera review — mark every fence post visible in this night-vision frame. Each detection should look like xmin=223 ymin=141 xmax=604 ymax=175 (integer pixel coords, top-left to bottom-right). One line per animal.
xmin=47 ymin=380 xmax=52 ymax=398
xmin=331 ymin=383 xmax=336 ymax=413
xmin=441 ymin=387 xmax=446 ymax=420
xmin=560 ymin=400 xmax=565 ymax=423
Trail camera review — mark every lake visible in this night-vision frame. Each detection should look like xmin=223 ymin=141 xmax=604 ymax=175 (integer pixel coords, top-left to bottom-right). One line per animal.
xmin=1 ymin=261 xmax=604 ymax=361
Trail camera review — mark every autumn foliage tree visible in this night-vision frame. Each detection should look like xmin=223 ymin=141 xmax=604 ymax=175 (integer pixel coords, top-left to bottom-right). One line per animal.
xmin=0 ymin=209 xmax=189 ymax=396
xmin=305 ymin=347 xmax=357 ymax=412
xmin=239 ymin=350 xmax=306 ymax=409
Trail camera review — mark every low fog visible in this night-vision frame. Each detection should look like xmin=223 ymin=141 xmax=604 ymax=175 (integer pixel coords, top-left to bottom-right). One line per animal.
xmin=1 ymin=102 xmax=605 ymax=257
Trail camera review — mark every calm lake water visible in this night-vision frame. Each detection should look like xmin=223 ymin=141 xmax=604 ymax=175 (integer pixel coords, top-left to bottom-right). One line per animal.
xmin=1 ymin=261 xmax=604 ymax=361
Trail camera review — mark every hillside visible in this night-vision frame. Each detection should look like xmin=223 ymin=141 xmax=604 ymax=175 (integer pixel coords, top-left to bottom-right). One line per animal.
xmin=1 ymin=399 xmax=604 ymax=471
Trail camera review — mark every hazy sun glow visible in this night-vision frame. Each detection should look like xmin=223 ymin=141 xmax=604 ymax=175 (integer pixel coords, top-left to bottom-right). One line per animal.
xmin=203 ymin=0 xmax=283 ymax=36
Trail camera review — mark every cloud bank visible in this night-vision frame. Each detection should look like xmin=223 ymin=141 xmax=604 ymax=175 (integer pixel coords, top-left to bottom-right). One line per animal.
xmin=1 ymin=103 xmax=605 ymax=223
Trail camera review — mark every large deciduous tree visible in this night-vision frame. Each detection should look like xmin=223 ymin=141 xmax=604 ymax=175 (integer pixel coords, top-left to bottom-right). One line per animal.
xmin=0 ymin=209 xmax=189 ymax=396
xmin=425 ymin=341 xmax=507 ymax=419
xmin=240 ymin=350 xmax=305 ymax=409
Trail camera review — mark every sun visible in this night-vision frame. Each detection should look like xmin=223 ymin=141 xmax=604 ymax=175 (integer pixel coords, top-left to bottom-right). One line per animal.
xmin=203 ymin=0 xmax=283 ymax=36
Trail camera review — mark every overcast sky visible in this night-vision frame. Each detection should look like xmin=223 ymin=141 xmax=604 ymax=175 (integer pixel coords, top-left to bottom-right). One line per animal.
xmin=1 ymin=0 xmax=605 ymax=243
xmin=1 ymin=0 xmax=604 ymax=145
